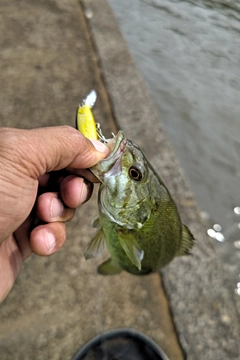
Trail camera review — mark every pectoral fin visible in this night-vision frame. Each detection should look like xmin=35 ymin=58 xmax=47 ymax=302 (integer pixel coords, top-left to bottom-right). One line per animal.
xmin=91 ymin=217 xmax=101 ymax=228
xmin=118 ymin=233 xmax=144 ymax=270
xmin=177 ymin=224 xmax=195 ymax=256
xmin=98 ymin=258 xmax=122 ymax=275
xmin=84 ymin=228 xmax=106 ymax=259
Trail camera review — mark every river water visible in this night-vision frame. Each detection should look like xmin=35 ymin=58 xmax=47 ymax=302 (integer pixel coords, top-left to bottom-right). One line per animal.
xmin=108 ymin=0 xmax=240 ymax=293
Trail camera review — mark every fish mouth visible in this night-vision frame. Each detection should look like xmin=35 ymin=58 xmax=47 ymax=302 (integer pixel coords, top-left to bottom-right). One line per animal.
xmin=90 ymin=130 xmax=127 ymax=181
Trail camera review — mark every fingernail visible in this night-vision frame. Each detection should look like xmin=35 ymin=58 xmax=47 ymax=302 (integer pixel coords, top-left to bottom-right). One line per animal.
xmin=90 ymin=140 xmax=110 ymax=154
xmin=51 ymin=197 xmax=64 ymax=219
xmin=45 ymin=231 xmax=56 ymax=252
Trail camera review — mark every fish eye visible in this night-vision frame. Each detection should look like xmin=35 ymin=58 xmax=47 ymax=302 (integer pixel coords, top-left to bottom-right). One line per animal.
xmin=129 ymin=165 xmax=144 ymax=181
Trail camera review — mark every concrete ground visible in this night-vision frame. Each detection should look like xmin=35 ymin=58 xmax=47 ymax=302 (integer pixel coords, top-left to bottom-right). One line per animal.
xmin=0 ymin=0 xmax=239 ymax=360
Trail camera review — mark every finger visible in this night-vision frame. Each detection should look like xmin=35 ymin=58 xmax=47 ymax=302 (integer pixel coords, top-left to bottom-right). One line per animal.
xmin=67 ymin=168 xmax=100 ymax=183
xmin=30 ymin=222 xmax=66 ymax=255
xmin=38 ymin=170 xmax=69 ymax=194
xmin=60 ymin=175 xmax=93 ymax=208
xmin=14 ymin=217 xmax=33 ymax=261
xmin=0 ymin=236 xmax=23 ymax=303
xmin=36 ymin=192 xmax=75 ymax=222
xmin=38 ymin=173 xmax=50 ymax=187
xmin=14 ymin=126 xmax=110 ymax=177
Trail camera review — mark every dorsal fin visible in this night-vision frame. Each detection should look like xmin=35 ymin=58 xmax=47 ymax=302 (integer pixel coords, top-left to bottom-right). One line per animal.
xmin=84 ymin=228 xmax=106 ymax=259
xmin=177 ymin=224 xmax=195 ymax=256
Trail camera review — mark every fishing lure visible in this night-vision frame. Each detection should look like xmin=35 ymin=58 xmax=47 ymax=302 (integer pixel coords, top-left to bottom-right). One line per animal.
xmin=76 ymin=90 xmax=98 ymax=140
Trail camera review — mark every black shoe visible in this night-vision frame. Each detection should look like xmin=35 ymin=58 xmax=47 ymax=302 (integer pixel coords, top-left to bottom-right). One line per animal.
xmin=72 ymin=328 xmax=170 ymax=360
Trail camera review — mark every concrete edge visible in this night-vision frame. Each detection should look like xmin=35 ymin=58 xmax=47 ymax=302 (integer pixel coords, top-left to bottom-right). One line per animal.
xmin=80 ymin=0 xmax=240 ymax=359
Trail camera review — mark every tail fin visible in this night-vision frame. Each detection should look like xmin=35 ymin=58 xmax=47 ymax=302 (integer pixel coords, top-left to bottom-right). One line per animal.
xmin=177 ymin=224 xmax=195 ymax=256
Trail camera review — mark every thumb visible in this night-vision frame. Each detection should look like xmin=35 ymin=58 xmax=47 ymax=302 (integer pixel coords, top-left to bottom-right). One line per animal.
xmin=3 ymin=126 xmax=110 ymax=178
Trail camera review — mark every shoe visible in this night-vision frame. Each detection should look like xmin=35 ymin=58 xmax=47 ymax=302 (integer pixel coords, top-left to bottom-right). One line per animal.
xmin=72 ymin=328 xmax=170 ymax=360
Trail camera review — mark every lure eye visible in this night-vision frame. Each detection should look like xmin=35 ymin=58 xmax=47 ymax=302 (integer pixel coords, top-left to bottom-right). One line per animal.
xmin=129 ymin=165 xmax=143 ymax=181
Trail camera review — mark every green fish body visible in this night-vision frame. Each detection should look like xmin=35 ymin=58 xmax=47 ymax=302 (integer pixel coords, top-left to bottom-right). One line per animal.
xmin=85 ymin=130 xmax=194 ymax=275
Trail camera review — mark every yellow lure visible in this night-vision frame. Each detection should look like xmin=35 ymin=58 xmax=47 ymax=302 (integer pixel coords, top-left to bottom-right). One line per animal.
xmin=76 ymin=90 xmax=98 ymax=140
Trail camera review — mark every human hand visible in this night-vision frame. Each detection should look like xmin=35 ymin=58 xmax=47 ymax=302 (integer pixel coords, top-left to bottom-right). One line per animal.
xmin=0 ymin=126 xmax=109 ymax=302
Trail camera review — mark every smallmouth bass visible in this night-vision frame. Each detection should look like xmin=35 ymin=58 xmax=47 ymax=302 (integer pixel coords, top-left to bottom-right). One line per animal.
xmin=77 ymin=91 xmax=195 ymax=275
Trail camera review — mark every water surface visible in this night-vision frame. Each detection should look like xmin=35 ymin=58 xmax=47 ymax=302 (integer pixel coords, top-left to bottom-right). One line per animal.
xmin=108 ymin=0 xmax=240 ymax=292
